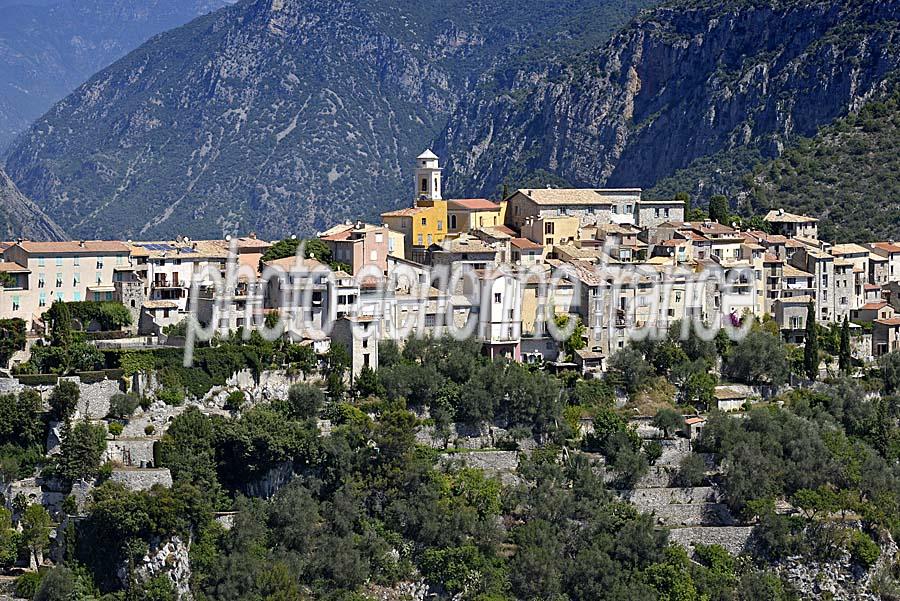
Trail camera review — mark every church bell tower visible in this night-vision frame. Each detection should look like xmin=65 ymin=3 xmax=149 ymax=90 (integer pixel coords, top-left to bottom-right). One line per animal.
xmin=414 ymin=149 xmax=442 ymax=202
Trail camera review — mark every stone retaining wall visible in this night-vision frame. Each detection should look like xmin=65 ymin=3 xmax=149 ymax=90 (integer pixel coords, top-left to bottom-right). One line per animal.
xmin=646 ymin=503 xmax=734 ymax=528
xmin=669 ymin=526 xmax=754 ymax=556
xmin=109 ymin=468 xmax=173 ymax=491
xmin=104 ymin=437 xmax=157 ymax=467
xmin=620 ymin=486 xmax=720 ymax=507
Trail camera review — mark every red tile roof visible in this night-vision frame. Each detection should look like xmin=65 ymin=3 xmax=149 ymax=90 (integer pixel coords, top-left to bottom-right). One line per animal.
xmin=448 ymin=198 xmax=499 ymax=211
xmin=511 ymin=237 xmax=543 ymax=250
xmin=861 ymin=301 xmax=889 ymax=310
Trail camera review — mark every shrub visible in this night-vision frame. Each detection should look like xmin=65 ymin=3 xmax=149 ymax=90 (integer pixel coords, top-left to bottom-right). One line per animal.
xmin=849 ymin=531 xmax=881 ymax=568
xmin=145 ymin=424 xmax=156 ymax=436
xmin=674 ymin=453 xmax=707 ymax=488
xmin=50 ymin=380 xmax=81 ymax=421
xmin=108 ymin=422 xmax=124 ymax=437
xmin=15 ymin=572 xmax=43 ymax=599
xmin=225 ymin=390 xmax=246 ymax=412
xmin=158 ymin=388 xmax=185 ymax=406
xmin=108 ymin=392 xmax=141 ymax=419
xmin=283 ymin=383 xmax=324 ymax=420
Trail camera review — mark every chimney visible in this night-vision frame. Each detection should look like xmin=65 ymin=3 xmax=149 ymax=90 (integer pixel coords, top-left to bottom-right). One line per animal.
xmin=79 ymin=240 xmax=86 ymax=248
xmin=249 ymin=232 xmax=257 ymax=239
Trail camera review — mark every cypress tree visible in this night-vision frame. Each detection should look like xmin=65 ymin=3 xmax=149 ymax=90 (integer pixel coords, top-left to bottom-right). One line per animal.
xmin=804 ymin=301 xmax=819 ymax=380
xmin=839 ymin=316 xmax=851 ymax=373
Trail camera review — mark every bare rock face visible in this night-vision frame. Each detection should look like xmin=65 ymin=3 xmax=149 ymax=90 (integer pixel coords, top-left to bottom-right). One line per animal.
xmin=437 ymin=0 xmax=900 ymax=199
xmin=121 ymin=535 xmax=193 ymax=600
xmin=3 ymin=0 xmax=654 ymax=240
xmin=775 ymin=531 xmax=900 ymax=600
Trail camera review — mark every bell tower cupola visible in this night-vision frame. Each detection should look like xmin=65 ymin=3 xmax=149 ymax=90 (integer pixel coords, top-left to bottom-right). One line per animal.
xmin=414 ymin=149 xmax=442 ymax=202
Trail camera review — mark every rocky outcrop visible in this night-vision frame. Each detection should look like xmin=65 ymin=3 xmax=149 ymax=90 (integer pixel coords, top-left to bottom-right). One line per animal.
xmin=776 ymin=533 xmax=900 ymax=600
xmin=0 ymin=167 xmax=66 ymax=241
xmin=438 ymin=0 xmax=900 ymax=199
xmin=122 ymin=535 xmax=192 ymax=600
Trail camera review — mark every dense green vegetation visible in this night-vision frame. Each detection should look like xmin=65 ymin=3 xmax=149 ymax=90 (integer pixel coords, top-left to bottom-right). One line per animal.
xmin=6 ymin=329 xmax=900 ymax=598
xmin=651 ymin=91 xmax=900 ymax=243
xmin=749 ymin=92 xmax=900 ymax=242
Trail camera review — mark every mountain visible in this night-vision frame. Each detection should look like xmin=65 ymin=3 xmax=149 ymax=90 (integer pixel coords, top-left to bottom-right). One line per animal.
xmin=0 ymin=166 xmax=67 ymax=241
xmin=2 ymin=0 xmax=658 ymax=240
xmin=0 ymin=0 xmax=234 ymax=150
xmin=745 ymin=91 xmax=900 ymax=243
xmin=436 ymin=0 xmax=900 ymax=204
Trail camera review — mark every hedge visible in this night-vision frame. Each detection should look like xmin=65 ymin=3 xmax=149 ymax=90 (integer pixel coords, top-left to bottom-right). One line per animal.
xmin=16 ymin=374 xmax=60 ymax=386
xmin=85 ymin=331 xmax=131 ymax=341
xmin=77 ymin=369 xmax=125 ymax=384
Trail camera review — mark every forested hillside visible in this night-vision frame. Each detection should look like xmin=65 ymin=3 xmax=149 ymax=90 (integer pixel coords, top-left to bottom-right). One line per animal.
xmin=437 ymin=0 xmax=900 ymax=205
xmin=747 ymin=93 xmax=900 ymax=242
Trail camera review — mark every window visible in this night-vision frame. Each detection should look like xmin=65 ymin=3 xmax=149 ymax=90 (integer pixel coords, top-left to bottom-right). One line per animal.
xmin=116 ymin=255 xmax=123 ymax=265
xmin=11 ymin=295 xmax=19 ymax=311
xmin=427 ymin=234 xmax=433 ymax=246
xmin=56 ymin=292 xmax=64 ymax=302
xmin=37 ymin=256 xmax=45 ymax=267
xmin=449 ymin=215 xmax=457 ymax=230
xmin=39 ymin=292 xmax=47 ymax=307
xmin=73 ymin=292 xmax=81 ymax=302
xmin=544 ymin=222 xmax=555 ymax=235
xmin=38 ymin=273 xmax=45 ymax=288
xmin=56 ymin=257 xmax=63 ymax=267
xmin=56 ymin=273 xmax=63 ymax=288
xmin=96 ymin=258 xmax=104 ymax=269
xmin=494 ymin=293 xmax=502 ymax=303
xmin=106 ymin=292 xmax=113 ymax=301
xmin=437 ymin=219 xmax=443 ymax=231
xmin=375 ymin=232 xmax=383 ymax=243
xmin=417 ymin=234 xmax=423 ymax=246
xmin=73 ymin=256 xmax=79 ymax=266
xmin=479 ymin=216 xmax=484 ymax=227
xmin=545 ymin=238 xmax=553 ymax=246
xmin=421 ymin=217 xmax=427 ymax=226
xmin=421 ymin=178 xmax=427 ymax=193
xmin=96 ymin=272 xmax=102 ymax=285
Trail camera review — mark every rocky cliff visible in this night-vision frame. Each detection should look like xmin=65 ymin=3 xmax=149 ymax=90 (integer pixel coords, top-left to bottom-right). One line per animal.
xmin=437 ymin=0 xmax=900 ymax=200
xmin=0 ymin=167 xmax=67 ymax=241
xmin=3 ymin=0 xmax=655 ymax=240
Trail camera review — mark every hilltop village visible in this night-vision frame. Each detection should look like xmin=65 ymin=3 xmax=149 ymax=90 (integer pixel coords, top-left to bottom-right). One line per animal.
xmin=1 ymin=151 xmax=900 ymax=600
xmin=2 ymin=151 xmax=899 ymax=368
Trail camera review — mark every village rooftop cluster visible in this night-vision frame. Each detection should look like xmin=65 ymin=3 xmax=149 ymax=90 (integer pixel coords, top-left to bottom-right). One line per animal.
xmin=2 ymin=150 xmax=900 ymax=377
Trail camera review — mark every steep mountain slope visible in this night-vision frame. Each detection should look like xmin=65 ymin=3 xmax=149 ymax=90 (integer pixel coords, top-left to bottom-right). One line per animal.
xmin=745 ymin=92 xmax=900 ymax=243
xmin=0 ymin=166 xmax=67 ymax=241
xmin=3 ymin=0 xmax=657 ymax=240
xmin=436 ymin=0 xmax=900 ymax=201
xmin=0 ymin=0 xmax=233 ymax=150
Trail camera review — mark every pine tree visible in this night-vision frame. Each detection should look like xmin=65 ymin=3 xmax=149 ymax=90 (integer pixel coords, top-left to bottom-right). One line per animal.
xmin=804 ymin=301 xmax=819 ymax=380
xmin=839 ymin=316 xmax=851 ymax=373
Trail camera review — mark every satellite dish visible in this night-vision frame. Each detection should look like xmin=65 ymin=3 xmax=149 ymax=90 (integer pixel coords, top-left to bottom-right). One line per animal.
xmin=225 ymin=235 xmax=232 ymax=242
